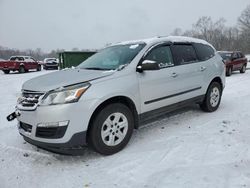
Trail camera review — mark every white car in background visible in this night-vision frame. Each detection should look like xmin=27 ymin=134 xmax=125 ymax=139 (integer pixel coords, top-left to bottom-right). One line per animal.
xmin=43 ymin=58 xmax=59 ymax=70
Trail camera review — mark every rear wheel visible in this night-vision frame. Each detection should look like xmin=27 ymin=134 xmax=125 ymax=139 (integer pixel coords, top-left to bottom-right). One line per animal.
xmin=200 ymin=82 xmax=222 ymax=112
xmin=240 ymin=64 xmax=246 ymax=73
xmin=88 ymin=103 xmax=134 ymax=155
xmin=19 ymin=66 xmax=25 ymax=73
xmin=3 ymin=70 xmax=10 ymax=74
xmin=226 ymin=67 xmax=232 ymax=76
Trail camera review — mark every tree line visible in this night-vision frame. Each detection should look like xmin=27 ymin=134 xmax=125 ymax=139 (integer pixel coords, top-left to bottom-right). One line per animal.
xmin=172 ymin=4 xmax=250 ymax=54
xmin=0 ymin=4 xmax=250 ymax=60
xmin=0 ymin=47 xmax=64 ymax=61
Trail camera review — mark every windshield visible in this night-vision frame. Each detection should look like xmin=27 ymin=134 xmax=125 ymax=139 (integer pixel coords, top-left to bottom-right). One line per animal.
xmin=219 ymin=52 xmax=232 ymax=60
xmin=78 ymin=43 xmax=146 ymax=70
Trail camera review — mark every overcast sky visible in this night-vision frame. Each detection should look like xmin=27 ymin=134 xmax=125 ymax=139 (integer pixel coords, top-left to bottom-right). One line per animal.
xmin=0 ymin=0 xmax=249 ymax=52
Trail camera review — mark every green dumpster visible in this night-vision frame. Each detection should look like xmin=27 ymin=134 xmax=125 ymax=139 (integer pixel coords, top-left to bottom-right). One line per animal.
xmin=58 ymin=51 xmax=96 ymax=69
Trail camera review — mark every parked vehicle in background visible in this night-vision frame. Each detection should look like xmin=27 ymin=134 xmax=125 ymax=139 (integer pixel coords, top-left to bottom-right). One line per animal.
xmin=8 ymin=36 xmax=225 ymax=155
xmin=246 ymin=54 xmax=250 ymax=69
xmin=43 ymin=58 xmax=59 ymax=70
xmin=218 ymin=51 xmax=247 ymax=76
xmin=0 ymin=56 xmax=41 ymax=74
xmin=246 ymin=54 xmax=250 ymax=61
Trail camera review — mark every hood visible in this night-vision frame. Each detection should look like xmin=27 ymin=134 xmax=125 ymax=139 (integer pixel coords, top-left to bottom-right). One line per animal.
xmin=22 ymin=68 xmax=115 ymax=92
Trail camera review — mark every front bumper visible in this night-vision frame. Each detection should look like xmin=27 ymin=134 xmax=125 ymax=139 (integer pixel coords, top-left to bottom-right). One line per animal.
xmin=21 ymin=131 xmax=87 ymax=155
xmin=16 ymin=99 xmax=97 ymax=154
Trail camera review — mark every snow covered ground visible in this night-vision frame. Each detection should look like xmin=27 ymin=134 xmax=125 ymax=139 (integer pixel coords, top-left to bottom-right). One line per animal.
xmin=1 ymin=69 xmax=250 ymax=188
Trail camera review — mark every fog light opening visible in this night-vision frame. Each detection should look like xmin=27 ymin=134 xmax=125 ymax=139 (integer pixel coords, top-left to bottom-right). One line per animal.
xmin=37 ymin=120 xmax=69 ymax=128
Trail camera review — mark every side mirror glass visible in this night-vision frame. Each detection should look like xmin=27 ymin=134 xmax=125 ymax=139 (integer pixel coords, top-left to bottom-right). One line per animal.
xmin=137 ymin=60 xmax=160 ymax=72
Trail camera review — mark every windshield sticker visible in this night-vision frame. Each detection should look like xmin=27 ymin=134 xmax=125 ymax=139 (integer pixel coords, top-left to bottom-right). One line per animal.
xmin=129 ymin=44 xmax=139 ymax=49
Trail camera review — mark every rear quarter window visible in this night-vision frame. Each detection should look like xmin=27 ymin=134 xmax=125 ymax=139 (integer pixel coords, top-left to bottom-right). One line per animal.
xmin=193 ymin=43 xmax=215 ymax=61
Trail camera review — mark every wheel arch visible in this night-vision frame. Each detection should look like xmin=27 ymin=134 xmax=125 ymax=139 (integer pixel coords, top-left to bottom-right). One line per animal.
xmin=208 ymin=77 xmax=223 ymax=91
xmin=19 ymin=63 xmax=26 ymax=70
xmin=86 ymin=96 xmax=139 ymax=143
xmin=204 ymin=77 xmax=223 ymax=97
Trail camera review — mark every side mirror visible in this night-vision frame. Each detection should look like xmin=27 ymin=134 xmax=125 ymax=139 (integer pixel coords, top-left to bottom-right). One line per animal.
xmin=136 ymin=60 xmax=160 ymax=73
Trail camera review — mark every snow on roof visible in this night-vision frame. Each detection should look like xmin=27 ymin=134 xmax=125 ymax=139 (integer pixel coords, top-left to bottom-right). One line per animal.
xmin=217 ymin=51 xmax=233 ymax=53
xmin=218 ymin=50 xmax=244 ymax=54
xmin=10 ymin=55 xmax=31 ymax=58
xmin=115 ymin=36 xmax=214 ymax=48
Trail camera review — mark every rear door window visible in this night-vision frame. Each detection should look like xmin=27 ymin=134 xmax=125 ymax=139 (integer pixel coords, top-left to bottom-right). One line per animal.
xmin=171 ymin=44 xmax=198 ymax=65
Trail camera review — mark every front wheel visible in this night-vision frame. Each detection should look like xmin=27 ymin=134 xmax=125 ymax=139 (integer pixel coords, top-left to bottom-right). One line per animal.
xmin=240 ymin=64 xmax=246 ymax=73
xmin=200 ymin=82 xmax=222 ymax=112
xmin=19 ymin=66 xmax=25 ymax=73
xmin=88 ymin=103 xmax=134 ymax=155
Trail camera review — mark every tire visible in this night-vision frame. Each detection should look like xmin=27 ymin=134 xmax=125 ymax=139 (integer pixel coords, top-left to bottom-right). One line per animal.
xmin=88 ymin=103 xmax=134 ymax=155
xmin=226 ymin=67 xmax=232 ymax=76
xmin=240 ymin=64 xmax=246 ymax=73
xmin=19 ymin=66 xmax=25 ymax=73
xmin=37 ymin=65 xmax=41 ymax=71
xmin=200 ymin=82 xmax=222 ymax=112
xmin=3 ymin=70 xmax=10 ymax=74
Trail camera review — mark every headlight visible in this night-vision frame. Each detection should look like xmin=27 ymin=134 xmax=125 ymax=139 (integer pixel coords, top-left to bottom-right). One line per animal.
xmin=40 ymin=83 xmax=90 ymax=106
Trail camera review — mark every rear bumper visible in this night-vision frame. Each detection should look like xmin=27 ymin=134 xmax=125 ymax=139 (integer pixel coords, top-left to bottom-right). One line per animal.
xmin=21 ymin=131 xmax=88 ymax=155
xmin=44 ymin=64 xmax=58 ymax=69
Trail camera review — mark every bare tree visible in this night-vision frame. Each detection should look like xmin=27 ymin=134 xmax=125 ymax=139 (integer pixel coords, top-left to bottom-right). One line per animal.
xmin=192 ymin=16 xmax=214 ymax=42
xmin=170 ymin=8 xmax=250 ymax=53
xmin=238 ymin=4 xmax=250 ymax=31
xmin=238 ymin=4 xmax=250 ymax=53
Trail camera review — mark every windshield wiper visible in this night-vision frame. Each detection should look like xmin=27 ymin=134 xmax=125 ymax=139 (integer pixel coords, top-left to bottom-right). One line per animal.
xmin=83 ymin=67 xmax=112 ymax=71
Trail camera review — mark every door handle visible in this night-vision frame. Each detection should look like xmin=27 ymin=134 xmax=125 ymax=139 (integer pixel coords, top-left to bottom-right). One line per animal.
xmin=171 ymin=72 xmax=178 ymax=78
xmin=200 ymin=66 xmax=206 ymax=71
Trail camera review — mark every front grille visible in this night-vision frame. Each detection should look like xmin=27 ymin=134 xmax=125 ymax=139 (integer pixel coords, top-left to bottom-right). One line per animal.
xmin=36 ymin=126 xmax=67 ymax=139
xmin=20 ymin=122 xmax=32 ymax=133
xmin=19 ymin=90 xmax=44 ymax=108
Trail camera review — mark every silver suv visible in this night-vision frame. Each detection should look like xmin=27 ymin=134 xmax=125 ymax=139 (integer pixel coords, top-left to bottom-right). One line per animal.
xmin=8 ymin=36 xmax=225 ymax=155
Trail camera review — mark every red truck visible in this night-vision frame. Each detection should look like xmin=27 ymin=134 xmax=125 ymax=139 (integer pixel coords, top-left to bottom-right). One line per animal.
xmin=218 ymin=51 xmax=248 ymax=76
xmin=0 ymin=56 xmax=41 ymax=74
